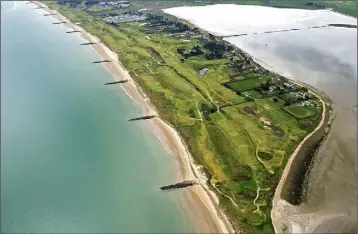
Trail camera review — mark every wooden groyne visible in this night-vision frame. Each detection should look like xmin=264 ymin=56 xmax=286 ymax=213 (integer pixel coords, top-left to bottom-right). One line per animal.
xmin=80 ymin=42 xmax=97 ymax=46
xmin=128 ymin=115 xmax=157 ymax=121
xmin=66 ymin=30 xmax=81 ymax=34
xmin=160 ymin=180 xmax=198 ymax=191
xmin=104 ymin=80 xmax=129 ymax=85
xmin=92 ymin=59 xmax=112 ymax=64
xmin=53 ymin=21 xmax=66 ymax=25
xmin=44 ymin=13 xmax=56 ymax=16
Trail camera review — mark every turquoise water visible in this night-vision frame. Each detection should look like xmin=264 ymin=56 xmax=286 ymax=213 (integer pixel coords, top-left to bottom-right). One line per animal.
xmin=1 ymin=2 xmax=192 ymax=233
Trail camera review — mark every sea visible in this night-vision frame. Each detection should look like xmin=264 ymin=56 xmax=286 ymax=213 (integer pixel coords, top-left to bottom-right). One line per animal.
xmin=1 ymin=2 xmax=192 ymax=233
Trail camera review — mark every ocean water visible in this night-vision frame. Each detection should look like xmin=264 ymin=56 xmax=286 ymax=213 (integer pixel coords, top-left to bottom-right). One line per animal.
xmin=1 ymin=2 xmax=192 ymax=233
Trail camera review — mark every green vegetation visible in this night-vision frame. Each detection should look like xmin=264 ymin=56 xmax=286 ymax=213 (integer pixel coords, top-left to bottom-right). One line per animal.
xmin=46 ymin=2 xmax=325 ymax=233
xmin=225 ymin=77 xmax=270 ymax=92
xmin=284 ymin=105 xmax=315 ymax=118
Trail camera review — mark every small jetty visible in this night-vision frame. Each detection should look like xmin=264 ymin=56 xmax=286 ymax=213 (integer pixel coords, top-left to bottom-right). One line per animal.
xmin=104 ymin=80 xmax=129 ymax=85
xmin=160 ymin=180 xmax=198 ymax=191
xmin=44 ymin=13 xmax=56 ymax=16
xmin=128 ymin=115 xmax=157 ymax=121
xmin=92 ymin=59 xmax=112 ymax=64
xmin=65 ymin=30 xmax=81 ymax=34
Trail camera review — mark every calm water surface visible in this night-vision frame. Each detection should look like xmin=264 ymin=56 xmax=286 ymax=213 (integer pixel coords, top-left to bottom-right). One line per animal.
xmin=1 ymin=2 xmax=192 ymax=233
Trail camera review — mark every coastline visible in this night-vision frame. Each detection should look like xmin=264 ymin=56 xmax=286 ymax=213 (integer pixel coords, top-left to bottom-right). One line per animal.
xmin=161 ymin=13 xmax=333 ymax=232
xmin=33 ymin=1 xmax=235 ymax=233
xmin=244 ymin=55 xmax=330 ymax=233
xmin=271 ymin=86 xmax=327 ymax=233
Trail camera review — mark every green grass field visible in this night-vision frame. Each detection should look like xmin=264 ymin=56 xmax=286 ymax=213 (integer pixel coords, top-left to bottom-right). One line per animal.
xmin=225 ymin=77 xmax=270 ymax=92
xmin=45 ymin=2 xmax=324 ymax=233
xmin=284 ymin=105 xmax=315 ymax=118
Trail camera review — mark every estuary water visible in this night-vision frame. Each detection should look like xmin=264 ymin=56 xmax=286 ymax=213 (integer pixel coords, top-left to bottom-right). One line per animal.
xmin=1 ymin=2 xmax=192 ymax=233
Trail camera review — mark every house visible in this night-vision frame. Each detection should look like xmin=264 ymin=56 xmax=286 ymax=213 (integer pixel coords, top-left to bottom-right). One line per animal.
xmin=259 ymin=117 xmax=271 ymax=126
xmin=117 ymin=0 xmax=130 ymax=4
xmin=315 ymin=3 xmax=326 ymax=9
xmin=269 ymin=86 xmax=276 ymax=92
xmin=69 ymin=3 xmax=78 ymax=8
xmin=198 ymin=67 xmax=209 ymax=77
xmin=57 ymin=0 xmax=66 ymax=5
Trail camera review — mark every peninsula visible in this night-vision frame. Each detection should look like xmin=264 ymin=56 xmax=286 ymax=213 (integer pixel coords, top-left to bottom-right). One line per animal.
xmin=34 ymin=1 xmax=335 ymax=233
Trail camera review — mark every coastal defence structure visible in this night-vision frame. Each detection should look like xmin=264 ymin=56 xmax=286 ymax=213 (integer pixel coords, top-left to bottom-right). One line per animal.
xmin=104 ymin=80 xmax=129 ymax=85
xmin=128 ymin=115 xmax=157 ymax=121
xmin=160 ymin=180 xmax=198 ymax=191
xmin=65 ymin=30 xmax=81 ymax=34
xmin=224 ymin=23 xmax=357 ymax=38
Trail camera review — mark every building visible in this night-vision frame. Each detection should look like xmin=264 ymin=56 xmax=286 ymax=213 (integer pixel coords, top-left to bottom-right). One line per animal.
xmin=69 ymin=3 xmax=78 ymax=7
xmin=57 ymin=0 xmax=66 ymax=5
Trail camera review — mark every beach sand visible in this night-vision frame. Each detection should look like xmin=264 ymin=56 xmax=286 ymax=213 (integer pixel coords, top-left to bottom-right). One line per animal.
xmin=33 ymin=1 xmax=235 ymax=233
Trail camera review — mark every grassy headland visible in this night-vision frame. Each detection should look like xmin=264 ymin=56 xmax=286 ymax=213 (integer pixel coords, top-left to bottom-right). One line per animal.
xmin=44 ymin=1 xmax=328 ymax=232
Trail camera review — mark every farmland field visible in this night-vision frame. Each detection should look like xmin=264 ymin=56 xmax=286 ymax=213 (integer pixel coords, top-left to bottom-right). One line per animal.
xmin=225 ymin=77 xmax=270 ymax=92
xmin=284 ymin=105 xmax=315 ymax=118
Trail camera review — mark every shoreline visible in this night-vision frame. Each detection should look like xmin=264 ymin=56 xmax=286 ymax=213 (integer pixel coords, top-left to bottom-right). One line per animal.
xmin=33 ymin=1 xmax=235 ymax=233
xmin=241 ymin=53 xmax=330 ymax=232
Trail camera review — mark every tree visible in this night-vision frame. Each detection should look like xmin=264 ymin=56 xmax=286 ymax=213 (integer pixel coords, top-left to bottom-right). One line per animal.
xmin=245 ymin=96 xmax=255 ymax=102
xmin=177 ymin=48 xmax=185 ymax=54
xmin=273 ymin=98 xmax=278 ymax=103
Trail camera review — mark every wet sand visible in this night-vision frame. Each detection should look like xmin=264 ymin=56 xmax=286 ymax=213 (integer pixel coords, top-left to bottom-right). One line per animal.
xmin=33 ymin=1 xmax=234 ymax=233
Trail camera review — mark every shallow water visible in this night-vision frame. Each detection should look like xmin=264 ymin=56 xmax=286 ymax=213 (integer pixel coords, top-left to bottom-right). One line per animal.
xmin=1 ymin=2 xmax=192 ymax=233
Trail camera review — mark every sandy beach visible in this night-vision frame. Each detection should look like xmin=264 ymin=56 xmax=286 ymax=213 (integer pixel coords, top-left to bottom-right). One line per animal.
xmin=33 ymin=1 xmax=234 ymax=233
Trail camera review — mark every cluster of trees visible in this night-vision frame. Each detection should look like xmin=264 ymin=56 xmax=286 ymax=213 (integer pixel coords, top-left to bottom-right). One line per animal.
xmin=177 ymin=46 xmax=204 ymax=58
xmin=203 ymin=42 xmax=234 ymax=60
xmin=204 ymin=42 xmax=233 ymax=52
xmin=145 ymin=15 xmax=190 ymax=33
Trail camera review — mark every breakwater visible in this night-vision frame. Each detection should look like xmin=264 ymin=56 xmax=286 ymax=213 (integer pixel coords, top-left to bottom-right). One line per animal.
xmin=128 ymin=115 xmax=157 ymax=121
xmin=160 ymin=180 xmax=198 ymax=191
xmin=104 ymin=80 xmax=129 ymax=85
